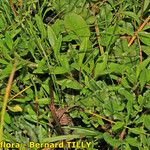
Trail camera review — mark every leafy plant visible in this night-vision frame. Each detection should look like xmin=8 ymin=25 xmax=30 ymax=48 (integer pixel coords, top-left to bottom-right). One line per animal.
xmin=0 ymin=0 xmax=150 ymax=150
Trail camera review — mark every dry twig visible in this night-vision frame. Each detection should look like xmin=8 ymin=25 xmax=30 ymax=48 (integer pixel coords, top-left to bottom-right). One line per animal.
xmin=114 ymin=129 xmax=126 ymax=150
xmin=0 ymin=62 xmax=16 ymax=143
xmin=9 ymin=0 xmax=18 ymax=16
xmin=128 ymin=15 xmax=150 ymax=47
xmin=137 ymin=35 xmax=143 ymax=63
xmin=90 ymin=3 xmax=104 ymax=55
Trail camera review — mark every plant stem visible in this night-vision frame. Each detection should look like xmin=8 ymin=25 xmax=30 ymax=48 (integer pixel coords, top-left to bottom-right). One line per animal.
xmin=9 ymin=0 xmax=17 ymax=17
xmin=128 ymin=15 xmax=150 ymax=47
xmin=0 ymin=62 xmax=16 ymax=144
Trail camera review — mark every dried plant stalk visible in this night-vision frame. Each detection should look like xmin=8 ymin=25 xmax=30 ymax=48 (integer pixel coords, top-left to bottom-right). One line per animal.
xmin=128 ymin=15 xmax=150 ymax=47
xmin=0 ymin=62 xmax=16 ymax=142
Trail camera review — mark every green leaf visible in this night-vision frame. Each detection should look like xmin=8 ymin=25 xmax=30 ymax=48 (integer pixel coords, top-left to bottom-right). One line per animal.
xmin=8 ymin=105 xmax=23 ymax=112
xmin=0 ymin=63 xmax=13 ymax=80
xmin=121 ymin=77 xmax=131 ymax=88
xmin=94 ymin=52 xmax=108 ymax=78
xmin=4 ymin=112 xmax=11 ymax=124
xmin=118 ymin=88 xmax=134 ymax=102
xmin=47 ymin=25 xmax=57 ymax=49
xmin=0 ymin=15 xmax=5 ymax=31
xmin=53 ymin=66 xmax=69 ymax=74
xmin=33 ymin=58 xmax=47 ymax=74
xmin=22 ymin=122 xmax=38 ymax=142
xmin=143 ymin=0 xmax=150 ymax=12
xmin=35 ymin=14 xmax=46 ymax=39
xmin=24 ymin=115 xmax=38 ymax=123
xmin=64 ymin=12 xmax=90 ymax=41
xmin=88 ymin=79 xmax=101 ymax=91
xmin=139 ymin=32 xmax=150 ymax=46
xmin=0 ymin=40 xmax=12 ymax=60
xmin=57 ymin=79 xmax=82 ymax=90
xmin=112 ymin=122 xmax=124 ymax=131
xmin=103 ymin=132 xmax=122 ymax=147
xmin=99 ymin=3 xmax=113 ymax=26
xmin=139 ymin=69 xmax=148 ymax=90
xmin=108 ymin=63 xmax=127 ymax=74
xmin=136 ymin=57 xmax=150 ymax=78
xmin=24 ymin=105 xmax=36 ymax=115
xmin=62 ymin=126 xmax=102 ymax=137
xmin=0 ymin=59 xmax=9 ymax=64
xmin=118 ymin=88 xmax=134 ymax=120
xmin=124 ymin=143 xmax=131 ymax=150
xmin=142 ymin=45 xmax=150 ymax=56
xmin=143 ymin=90 xmax=150 ymax=109
xmin=11 ymin=97 xmax=31 ymax=103
xmin=144 ymin=115 xmax=150 ymax=130
xmin=129 ymin=127 xmax=146 ymax=135
xmin=97 ymin=118 xmax=104 ymax=126
xmin=78 ymin=37 xmax=88 ymax=66
xmin=43 ymin=134 xmax=81 ymax=143
xmin=34 ymin=98 xmax=49 ymax=105
xmin=52 ymin=19 xmax=64 ymax=36
xmin=146 ymin=70 xmax=150 ymax=82
xmin=54 ymin=35 xmax=62 ymax=61
xmin=122 ymin=11 xmax=140 ymax=24
xmin=126 ymin=137 xmax=140 ymax=147
xmin=100 ymin=26 xmax=119 ymax=46
xmin=5 ymin=32 xmax=13 ymax=50
xmin=59 ymin=55 xmax=70 ymax=71
xmin=37 ymin=125 xmax=47 ymax=143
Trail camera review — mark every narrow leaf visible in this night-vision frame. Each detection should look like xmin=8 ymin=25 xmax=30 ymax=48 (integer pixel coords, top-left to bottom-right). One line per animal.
xmin=78 ymin=37 xmax=88 ymax=66
xmin=47 ymin=25 xmax=57 ymax=49
xmin=43 ymin=135 xmax=80 ymax=143
xmin=35 ymin=14 xmax=46 ymax=39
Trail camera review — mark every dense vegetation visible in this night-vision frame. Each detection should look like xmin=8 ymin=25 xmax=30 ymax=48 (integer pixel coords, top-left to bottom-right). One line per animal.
xmin=0 ymin=0 xmax=150 ymax=149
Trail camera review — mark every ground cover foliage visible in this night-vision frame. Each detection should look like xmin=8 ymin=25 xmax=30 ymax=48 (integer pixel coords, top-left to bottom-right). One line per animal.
xmin=0 ymin=0 xmax=150 ymax=149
